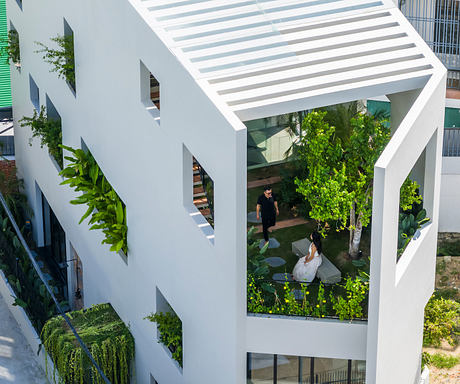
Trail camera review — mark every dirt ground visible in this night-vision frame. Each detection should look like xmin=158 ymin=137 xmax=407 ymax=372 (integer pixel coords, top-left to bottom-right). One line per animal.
xmin=425 ymin=256 xmax=460 ymax=383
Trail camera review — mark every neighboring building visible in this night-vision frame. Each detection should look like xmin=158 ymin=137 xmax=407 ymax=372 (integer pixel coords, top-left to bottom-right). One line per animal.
xmin=6 ymin=1 xmax=445 ymax=384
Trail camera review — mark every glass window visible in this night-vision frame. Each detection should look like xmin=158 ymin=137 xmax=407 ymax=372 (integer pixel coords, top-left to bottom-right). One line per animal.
xmin=350 ymin=360 xmax=366 ymax=383
xmin=313 ymin=357 xmax=348 ymax=383
xmin=247 ymin=353 xmax=274 ymax=384
xmin=277 ymin=355 xmax=299 ymax=383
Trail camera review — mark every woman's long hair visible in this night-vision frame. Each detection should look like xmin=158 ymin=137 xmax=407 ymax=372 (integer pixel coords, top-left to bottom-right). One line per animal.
xmin=311 ymin=231 xmax=322 ymax=255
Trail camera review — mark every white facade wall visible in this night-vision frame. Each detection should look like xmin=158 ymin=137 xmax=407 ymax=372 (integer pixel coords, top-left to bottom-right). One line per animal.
xmin=439 ymin=157 xmax=460 ymax=232
xmin=6 ymin=1 xmax=445 ymax=383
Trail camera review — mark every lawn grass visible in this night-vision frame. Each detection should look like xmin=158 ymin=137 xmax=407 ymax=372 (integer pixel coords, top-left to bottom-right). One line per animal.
xmin=248 ymin=221 xmax=371 ymax=279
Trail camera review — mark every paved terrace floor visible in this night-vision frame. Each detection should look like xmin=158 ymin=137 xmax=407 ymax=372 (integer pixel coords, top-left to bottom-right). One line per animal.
xmin=0 ymin=294 xmax=48 ymax=383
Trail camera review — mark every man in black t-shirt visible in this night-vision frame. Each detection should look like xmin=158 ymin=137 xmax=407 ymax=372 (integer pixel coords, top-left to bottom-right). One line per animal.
xmin=256 ymin=185 xmax=279 ymax=243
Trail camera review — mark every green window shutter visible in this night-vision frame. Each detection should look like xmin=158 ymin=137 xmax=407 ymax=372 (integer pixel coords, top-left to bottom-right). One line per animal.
xmin=0 ymin=0 xmax=12 ymax=108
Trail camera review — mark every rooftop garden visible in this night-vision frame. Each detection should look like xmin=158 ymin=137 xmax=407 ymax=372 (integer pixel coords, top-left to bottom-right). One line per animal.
xmin=246 ymin=102 xmax=423 ymax=321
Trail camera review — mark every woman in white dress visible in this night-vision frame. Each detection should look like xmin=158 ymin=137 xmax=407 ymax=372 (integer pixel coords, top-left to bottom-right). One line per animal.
xmin=292 ymin=231 xmax=323 ymax=283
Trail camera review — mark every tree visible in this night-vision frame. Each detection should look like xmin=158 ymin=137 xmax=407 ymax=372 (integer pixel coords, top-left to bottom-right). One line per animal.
xmin=295 ymin=110 xmax=420 ymax=258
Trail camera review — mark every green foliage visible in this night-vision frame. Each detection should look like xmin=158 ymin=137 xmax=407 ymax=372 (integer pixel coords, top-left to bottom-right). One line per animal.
xmin=423 ymin=352 xmax=459 ymax=369
xmin=35 ymin=35 xmax=75 ymax=88
xmin=0 ymin=29 xmax=20 ymax=65
xmin=144 ymin=311 xmax=183 ymax=367
xmin=247 ymin=276 xmax=368 ymax=320
xmin=59 ymin=145 xmax=128 ymax=254
xmin=41 ymin=303 xmax=135 ymax=384
xmin=295 ymin=110 xmax=420 ymax=255
xmin=0 ymin=208 xmax=55 ymax=331
xmin=19 ymin=107 xmax=63 ymax=169
xmin=423 ymin=295 xmax=459 ymax=347
xmin=329 ymin=277 xmax=369 ymax=320
xmin=397 ymin=206 xmax=430 ymax=259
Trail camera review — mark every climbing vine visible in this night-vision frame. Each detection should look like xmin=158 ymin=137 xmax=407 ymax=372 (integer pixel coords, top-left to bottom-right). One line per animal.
xmin=144 ymin=311 xmax=183 ymax=367
xmin=59 ymin=145 xmax=128 ymax=254
xmin=19 ymin=107 xmax=63 ymax=169
xmin=41 ymin=303 xmax=135 ymax=384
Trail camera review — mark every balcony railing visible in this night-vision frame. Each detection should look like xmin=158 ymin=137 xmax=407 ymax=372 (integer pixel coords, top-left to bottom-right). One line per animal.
xmin=399 ymin=0 xmax=460 ymax=89
xmin=443 ymin=127 xmax=460 ymax=156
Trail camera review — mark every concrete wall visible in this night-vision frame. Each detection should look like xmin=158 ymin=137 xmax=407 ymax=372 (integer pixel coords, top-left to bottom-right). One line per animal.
xmin=439 ymin=157 xmax=460 ymax=232
xmin=7 ymin=0 xmax=246 ymax=382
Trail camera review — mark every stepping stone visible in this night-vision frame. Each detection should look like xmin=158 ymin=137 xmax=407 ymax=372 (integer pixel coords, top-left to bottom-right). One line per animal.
xmin=247 ymin=211 xmax=262 ymax=223
xmin=264 ymin=256 xmax=286 ymax=267
xmin=259 ymin=238 xmax=280 ymax=249
xmin=272 ymin=272 xmax=293 ymax=283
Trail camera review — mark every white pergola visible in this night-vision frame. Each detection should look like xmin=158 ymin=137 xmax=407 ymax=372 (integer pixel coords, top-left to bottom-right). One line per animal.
xmin=142 ymin=0 xmax=439 ymax=121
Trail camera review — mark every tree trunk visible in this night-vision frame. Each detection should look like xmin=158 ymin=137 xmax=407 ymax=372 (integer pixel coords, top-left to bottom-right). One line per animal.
xmin=349 ymin=215 xmax=363 ymax=259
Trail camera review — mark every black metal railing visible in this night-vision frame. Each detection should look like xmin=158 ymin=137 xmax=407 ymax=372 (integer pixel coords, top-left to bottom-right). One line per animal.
xmin=0 ymin=191 xmax=111 ymax=384
xmin=443 ymin=127 xmax=460 ymax=156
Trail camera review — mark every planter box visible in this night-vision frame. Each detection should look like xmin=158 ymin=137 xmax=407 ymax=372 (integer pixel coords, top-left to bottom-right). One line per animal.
xmin=0 ymin=269 xmax=61 ymax=383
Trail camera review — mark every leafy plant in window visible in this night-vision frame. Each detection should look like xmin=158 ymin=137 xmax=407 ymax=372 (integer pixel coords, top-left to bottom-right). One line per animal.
xmin=59 ymin=145 xmax=128 ymax=254
xmin=35 ymin=35 xmax=75 ymax=89
xmin=144 ymin=311 xmax=183 ymax=367
xmin=247 ymin=227 xmax=274 ymax=294
xmin=19 ymin=107 xmax=63 ymax=169
xmin=41 ymin=303 xmax=135 ymax=384
xmin=0 ymin=29 xmax=20 ymax=66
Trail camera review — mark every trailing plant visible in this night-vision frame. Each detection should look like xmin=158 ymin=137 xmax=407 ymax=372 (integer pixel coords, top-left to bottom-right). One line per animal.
xmin=423 ymin=295 xmax=459 ymax=347
xmin=19 ymin=107 xmax=63 ymax=169
xmin=329 ymin=277 xmax=369 ymax=320
xmin=59 ymin=145 xmax=128 ymax=254
xmin=144 ymin=310 xmax=183 ymax=367
xmin=295 ymin=111 xmax=421 ymax=258
xmin=0 ymin=29 xmax=20 ymax=65
xmin=41 ymin=303 xmax=135 ymax=384
xmin=247 ymin=227 xmax=274 ymax=294
xmin=35 ymin=35 xmax=75 ymax=88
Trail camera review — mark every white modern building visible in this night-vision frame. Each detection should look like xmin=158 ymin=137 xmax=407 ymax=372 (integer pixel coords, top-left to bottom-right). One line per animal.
xmin=6 ymin=0 xmax=446 ymax=383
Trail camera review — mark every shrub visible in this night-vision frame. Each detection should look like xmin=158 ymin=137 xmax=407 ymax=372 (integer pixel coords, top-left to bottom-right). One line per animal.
xmin=19 ymin=107 xmax=63 ymax=169
xmin=423 ymin=295 xmax=459 ymax=347
xmin=41 ymin=303 xmax=135 ymax=384
xmin=144 ymin=311 xmax=183 ymax=367
xmin=329 ymin=277 xmax=369 ymax=320
xmin=60 ymin=145 xmax=128 ymax=254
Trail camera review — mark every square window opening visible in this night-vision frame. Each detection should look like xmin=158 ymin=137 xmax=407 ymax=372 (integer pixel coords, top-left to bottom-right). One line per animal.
xmin=151 ymin=288 xmax=183 ymax=372
xmin=139 ymin=60 xmax=160 ymax=124
xmin=63 ymin=19 xmax=76 ymax=93
xmin=396 ymin=136 xmax=434 ymax=264
xmin=6 ymin=22 xmax=20 ymax=69
xmin=29 ymin=74 xmax=39 ymax=110
xmin=182 ymin=145 xmax=215 ymax=244
xmin=44 ymin=95 xmax=63 ymax=170
xmin=79 ymin=138 xmax=128 ymax=262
